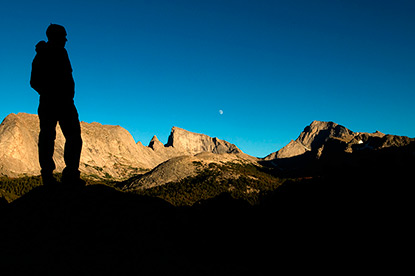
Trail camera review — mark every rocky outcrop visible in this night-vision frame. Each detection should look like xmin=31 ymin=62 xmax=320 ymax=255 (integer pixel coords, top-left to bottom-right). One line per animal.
xmin=166 ymin=127 xmax=242 ymax=155
xmin=296 ymin=121 xmax=354 ymax=150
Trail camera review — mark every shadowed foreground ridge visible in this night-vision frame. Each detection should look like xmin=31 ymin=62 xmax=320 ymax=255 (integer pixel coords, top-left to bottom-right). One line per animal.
xmin=1 ymin=154 xmax=412 ymax=276
xmin=1 ymin=183 xmax=330 ymax=275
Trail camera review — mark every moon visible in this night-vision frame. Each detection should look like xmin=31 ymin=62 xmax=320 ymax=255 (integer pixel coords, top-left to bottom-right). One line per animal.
xmin=219 ymin=110 xmax=224 ymax=115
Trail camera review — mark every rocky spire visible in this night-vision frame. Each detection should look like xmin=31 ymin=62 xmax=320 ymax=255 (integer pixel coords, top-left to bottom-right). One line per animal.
xmin=148 ymin=135 xmax=164 ymax=150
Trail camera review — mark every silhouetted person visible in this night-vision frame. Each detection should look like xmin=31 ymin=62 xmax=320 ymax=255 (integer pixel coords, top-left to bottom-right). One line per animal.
xmin=30 ymin=24 xmax=84 ymax=187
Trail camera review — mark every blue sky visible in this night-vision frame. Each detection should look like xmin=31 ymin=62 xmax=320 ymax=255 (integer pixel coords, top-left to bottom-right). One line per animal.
xmin=1 ymin=0 xmax=414 ymax=157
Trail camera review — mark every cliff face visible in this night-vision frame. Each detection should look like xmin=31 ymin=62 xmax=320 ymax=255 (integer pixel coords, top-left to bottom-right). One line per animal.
xmin=77 ymin=121 xmax=151 ymax=179
xmin=0 ymin=113 xmax=40 ymax=177
xmin=0 ymin=113 xmax=244 ymax=180
xmin=166 ymin=127 xmax=242 ymax=155
xmin=0 ymin=113 xmax=151 ymax=179
xmin=296 ymin=121 xmax=354 ymax=151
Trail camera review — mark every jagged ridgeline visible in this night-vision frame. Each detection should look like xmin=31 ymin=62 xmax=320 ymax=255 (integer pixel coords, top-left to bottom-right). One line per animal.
xmin=1 ymin=113 xmax=414 ymax=205
xmin=0 ymin=113 xmax=247 ymax=180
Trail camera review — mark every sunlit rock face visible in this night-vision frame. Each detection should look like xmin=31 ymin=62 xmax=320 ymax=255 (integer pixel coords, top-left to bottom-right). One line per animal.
xmin=0 ymin=113 xmax=245 ymax=180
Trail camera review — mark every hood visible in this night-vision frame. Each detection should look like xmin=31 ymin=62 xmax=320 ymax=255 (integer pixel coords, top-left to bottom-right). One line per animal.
xmin=35 ymin=41 xmax=48 ymax=53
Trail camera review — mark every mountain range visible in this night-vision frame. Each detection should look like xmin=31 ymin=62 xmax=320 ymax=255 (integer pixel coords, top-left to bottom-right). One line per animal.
xmin=0 ymin=113 xmax=244 ymax=179
xmin=1 ymin=113 xmax=414 ymax=185
xmin=1 ymin=113 xmax=413 ymax=274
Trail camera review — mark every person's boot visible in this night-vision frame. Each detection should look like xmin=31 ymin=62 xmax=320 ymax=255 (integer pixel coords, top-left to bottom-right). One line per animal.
xmin=42 ymin=173 xmax=59 ymax=187
xmin=62 ymin=169 xmax=86 ymax=189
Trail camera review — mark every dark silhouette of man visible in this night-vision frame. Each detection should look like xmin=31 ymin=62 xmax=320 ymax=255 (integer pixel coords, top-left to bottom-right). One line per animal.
xmin=30 ymin=24 xmax=84 ymax=187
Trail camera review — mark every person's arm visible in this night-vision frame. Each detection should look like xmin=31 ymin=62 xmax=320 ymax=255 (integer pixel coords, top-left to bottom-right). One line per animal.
xmin=30 ymin=54 xmax=44 ymax=95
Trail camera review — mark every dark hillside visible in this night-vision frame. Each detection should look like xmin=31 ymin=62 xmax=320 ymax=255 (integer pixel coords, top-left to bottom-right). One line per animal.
xmin=1 ymin=142 xmax=413 ymax=275
xmin=1 ymin=180 xmax=410 ymax=274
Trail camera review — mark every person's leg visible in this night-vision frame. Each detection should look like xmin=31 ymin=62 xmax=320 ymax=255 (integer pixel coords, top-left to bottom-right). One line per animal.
xmin=38 ymin=103 xmax=58 ymax=185
xmin=59 ymin=102 xmax=83 ymax=184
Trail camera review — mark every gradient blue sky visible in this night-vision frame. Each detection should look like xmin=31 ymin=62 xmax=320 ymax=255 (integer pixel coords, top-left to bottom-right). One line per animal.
xmin=1 ymin=0 xmax=414 ymax=157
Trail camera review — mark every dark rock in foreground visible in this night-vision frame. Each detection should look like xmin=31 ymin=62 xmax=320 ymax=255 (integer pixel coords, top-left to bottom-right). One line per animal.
xmin=1 ymin=157 xmax=411 ymax=275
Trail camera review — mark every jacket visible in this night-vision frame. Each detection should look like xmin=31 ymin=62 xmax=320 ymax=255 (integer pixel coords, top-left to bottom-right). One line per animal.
xmin=30 ymin=41 xmax=75 ymax=100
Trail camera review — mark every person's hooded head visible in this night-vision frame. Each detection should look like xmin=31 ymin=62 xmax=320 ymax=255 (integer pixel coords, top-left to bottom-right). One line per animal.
xmin=46 ymin=24 xmax=67 ymax=48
